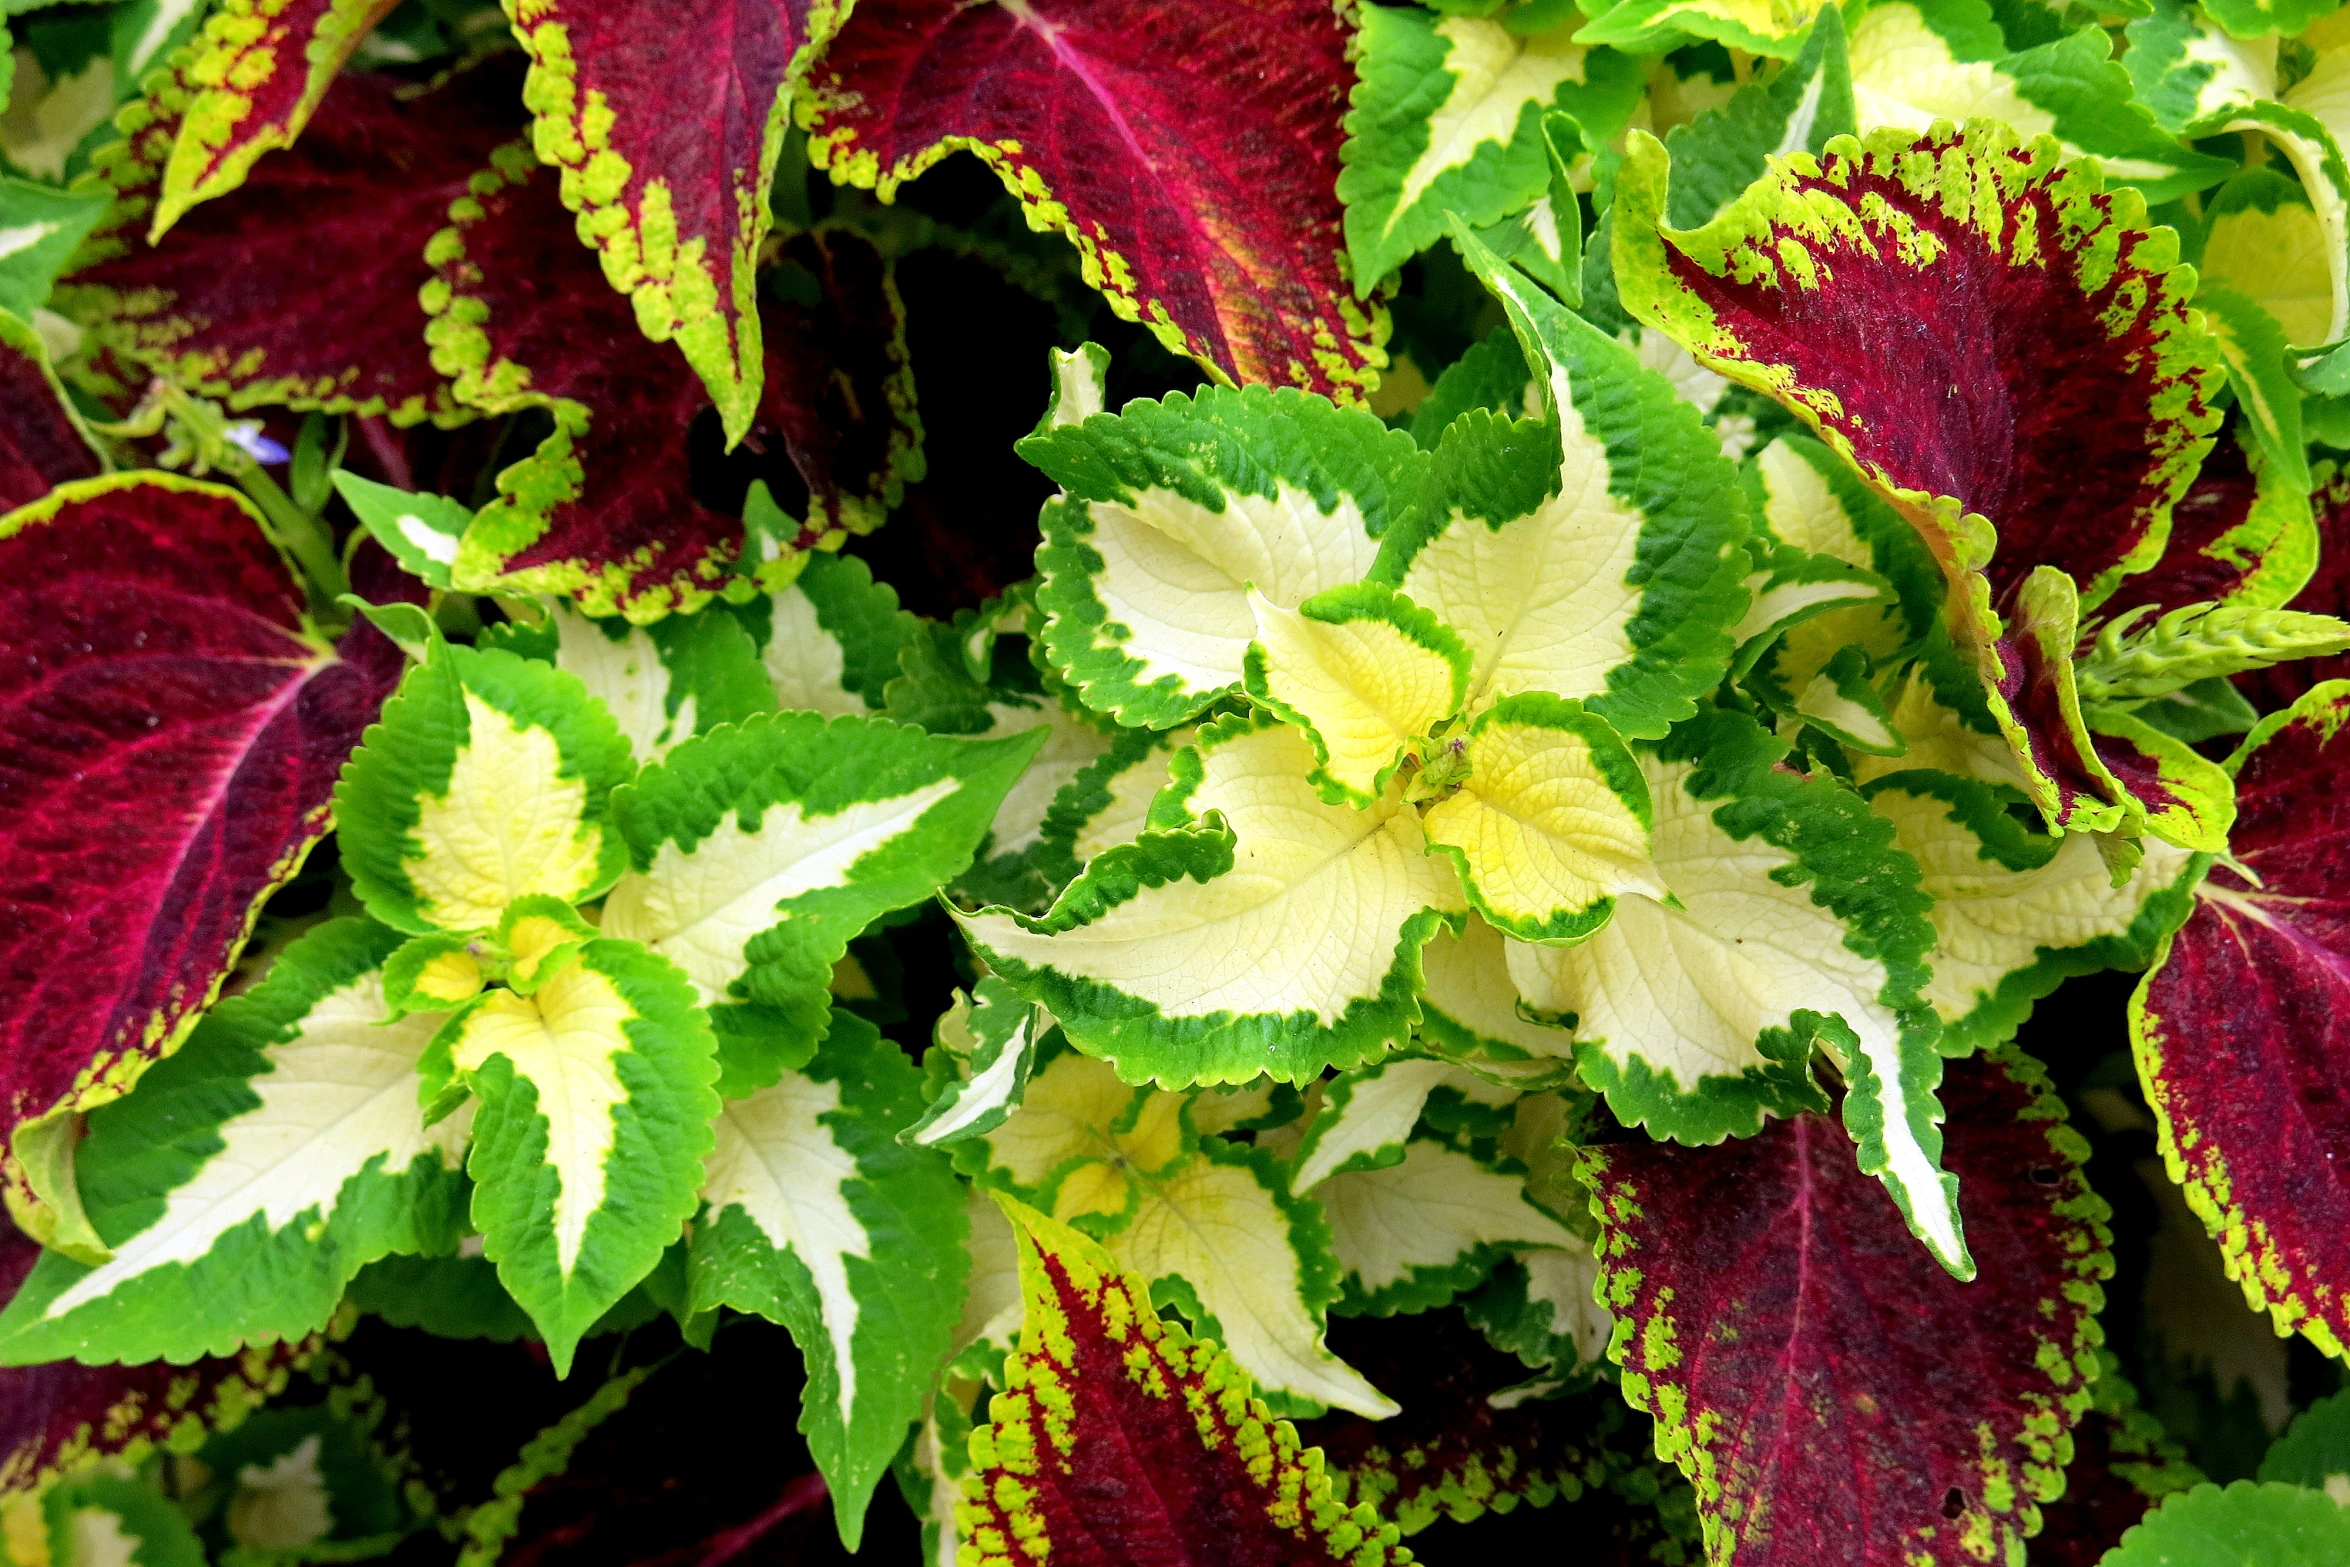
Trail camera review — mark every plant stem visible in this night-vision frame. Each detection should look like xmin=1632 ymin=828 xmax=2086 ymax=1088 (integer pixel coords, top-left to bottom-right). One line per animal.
xmin=235 ymin=460 xmax=348 ymax=613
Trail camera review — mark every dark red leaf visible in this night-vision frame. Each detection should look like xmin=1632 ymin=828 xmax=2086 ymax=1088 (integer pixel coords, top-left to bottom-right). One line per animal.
xmin=1583 ymin=1049 xmax=2113 ymax=1566
xmin=63 ymin=64 xmax=523 ymax=426
xmin=2132 ymin=681 xmax=2350 ymax=1359
xmin=0 ymin=319 xmax=100 ymax=512
xmin=423 ymin=154 xmax=920 ymax=620
xmin=0 ymin=1226 xmax=307 ymax=1498
xmin=0 ymin=477 xmax=413 ymax=1164
xmin=2097 ymin=434 xmax=2301 ymax=620
xmin=804 ymin=0 xmax=1384 ymax=401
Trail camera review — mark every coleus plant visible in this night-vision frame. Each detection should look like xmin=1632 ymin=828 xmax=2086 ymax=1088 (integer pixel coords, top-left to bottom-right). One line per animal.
xmin=7 ymin=0 xmax=2350 ymax=1564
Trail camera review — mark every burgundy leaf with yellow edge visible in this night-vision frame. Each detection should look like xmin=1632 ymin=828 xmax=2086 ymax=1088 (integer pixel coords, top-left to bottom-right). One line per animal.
xmin=509 ymin=0 xmax=845 ymax=445
xmin=2131 ymin=680 xmax=2350 ymax=1359
xmin=2237 ymin=473 xmax=2350 ymax=711
xmin=804 ymin=0 xmax=1384 ymax=402
xmin=65 ymin=64 xmax=522 ymax=426
xmin=423 ymin=152 xmax=919 ymax=620
xmin=143 ymin=0 xmax=406 ymax=240
xmin=0 ymin=478 xmax=413 ymax=1214
xmin=958 ymin=1196 xmax=1412 ymax=1567
xmin=0 ymin=314 xmax=100 ymax=512
xmin=0 ymin=1197 xmax=310 ymax=1500
xmin=2096 ymin=432 xmax=2317 ymax=621
xmin=1583 ymin=1049 xmax=2112 ymax=1567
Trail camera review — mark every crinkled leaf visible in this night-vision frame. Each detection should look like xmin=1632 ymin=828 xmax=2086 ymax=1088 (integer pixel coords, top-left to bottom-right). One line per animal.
xmin=1378 ymin=232 xmax=1752 ymax=742
xmin=1414 ymin=912 xmax=1578 ymax=1082
xmin=436 ymin=937 xmax=718 ymax=1374
xmin=67 ymin=65 xmax=520 ymax=426
xmin=508 ymin=0 xmax=846 ymax=443
xmin=806 ymin=0 xmax=1386 ymax=401
xmin=0 ymin=477 xmax=410 ymax=1195
xmin=1585 ymin=1048 xmax=2111 ymax=1567
xmin=737 ymin=549 xmax=918 ymax=718
xmin=1507 ymin=706 xmax=1967 ymax=1274
xmin=604 ymin=711 xmax=1045 ymax=1091
xmin=689 ymin=1009 xmax=964 ymax=1547
xmin=1028 ymin=724 xmax=1191 ymax=892
xmin=0 ymin=919 xmax=467 ymax=1367
xmin=1289 ymin=1056 xmax=1512 ymax=1193
xmin=2131 ymin=681 xmax=2350 ymax=1359
xmin=903 ymin=980 xmax=1043 ymax=1149
xmin=1027 ymin=383 xmax=1424 ymax=728
xmin=1338 ymin=5 xmax=1642 ymax=287
xmin=335 ymin=642 xmax=634 ymax=936
xmin=425 ymin=157 xmax=920 ymax=618
xmin=958 ymin=711 xmax=1466 ymax=1088
xmin=953 ymin=1196 xmax=1411 ymax=1565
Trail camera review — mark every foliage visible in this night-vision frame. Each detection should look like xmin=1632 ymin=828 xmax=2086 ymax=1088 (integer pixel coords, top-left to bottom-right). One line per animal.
xmin=3 ymin=1 xmax=2350 ymax=1564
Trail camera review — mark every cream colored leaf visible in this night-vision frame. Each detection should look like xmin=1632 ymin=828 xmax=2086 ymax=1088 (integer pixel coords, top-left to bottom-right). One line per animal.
xmin=1392 ymin=16 xmax=1598 ymax=230
xmin=1316 ymin=1139 xmax=1576 ymax=1296
xmin=409 ymin=692 xmax=606 ymax=931
xmin=1247 ymin=590 xmax=1462 ymax=801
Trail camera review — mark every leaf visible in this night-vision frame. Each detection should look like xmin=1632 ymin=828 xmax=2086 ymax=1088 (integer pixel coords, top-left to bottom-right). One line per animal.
xmin=0 ymin=919 xmax=468 ymax=1367
xmin=334 ymin=642 xmax=635 ymax=937
xmin=1243 ymin=582 xmax=1470 ymax=807
xmin=2094 ymin=427 xmax=2319 ymax=622
xmin=1612 ymin=121 xmax=2226 ymax=800
xmin=688 ymin=1009 xmax=965 ymax=1547
xmin=0 ymin=175 xmax=107 ymax=319
xmin=1337 ymin=4 xmax=1643 ymax=287
xmin=903 ymin=980 xmax=1043 ymax=1149
xmin=65 ymin=64 xmax=520 ymax=426
xmin=0 ymin=477 xmax=411 ymax=1199
xmin=436 ymin=937 xmax=719 ymax=1374
xmin=957 ymin=711 xmax=1467 ymax=1088
xmin=1414 ymin=911 xmax=1578 ymax=1081
xmin=1585 ymin=1048 xmax=2113 ymax=1567
xmin=331 ymin=473 xmax=472 ymax=591
xmin=1377 ymin=231 xmax=1753 ymax=743
xmin=2237 ymin=469 xmax=2350 ymax=712
xmin=739 ymin=550 xmax=917 ymax=718
xmin=1575 ymin=0 xmax=1826 ymax=58
xmin=2197 ymin=286 xmax=2309 ymax=495
xmin=1029 ymin=724 xmax=1192 ymax=891
xmin=1843 ymin=0 xmax=2233 ymax=207
xmin=1656 ymin=5 xmax=1858 ymax=231
xmin=2130 ymin=680 xmax=2350 ymax=1359
xmin=952 ymin=1046 xmax=1188 ymax=1236
xmin=2200 ymin=165 xmax=2332 ymax=349
xmin=0 ymin=1227 xmax=308 ymax=1500
xmin=603 ymin=711 xmax=1045 ymax=1090
xmin=1506 ymin=706 xmax=1968 ymax=1274
xmin=1289 ymin=1056 xmax=1514 ymax=1193
xmin=953 ymin=1195 xmax=1412 ymax=1565
xmin=1317 ymin=1136 xmax=1577 ymax=1315
xmin=0 ymin=309 xmax=100 ymax=512
xmin=2100 ymin=1481 xmax=2350 ymax=1565
xmin=1026 ymin=383 xmax=1424 ymax=729
xmin=2259 ymin=1389 xmax=2350 ymax=1490
xmin=1862 ymin=769 xmax=2201 ymax=1056
xmin=135 ymin=0 xmax=403 ymax=238
xmin=534 ymin=599 xmax=774 ymax=765
xmin=1420 ymin=692 xmax=1666 ymax=944
xmin=507 ymin=0 xmax=846 ymax=445
xmin=805 ymin=0 xmax=1386 ymax=402
xmin=39 ymin=1472 xmax=206 ymax=1567
xmin=424 ymin=157 xmax=920 ymax=619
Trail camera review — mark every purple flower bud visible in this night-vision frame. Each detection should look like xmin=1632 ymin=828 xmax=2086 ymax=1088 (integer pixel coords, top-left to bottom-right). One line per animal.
xmin=226 ymin=422 xmax=291 ymax=466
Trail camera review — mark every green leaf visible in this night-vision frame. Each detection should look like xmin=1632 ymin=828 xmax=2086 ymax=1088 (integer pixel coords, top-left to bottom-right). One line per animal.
xmin=2259 ymin=1389 xmax=2350 ymax=1492
xmin=2200 ymin=165 xmax=2333 ymax=350
xmin=1026 ymin=383 xmax=1427 ymax=728
xmin=1383 ymin=228 xmax=1752 ymax=743
xmin=530 ymin=599 xmax=776 ymax=765
xmin=1289 ymin=1055 xmax=1516 ymax=1192
xmin=42 ymin=1473 xmax=205 ymax=1567
xmin=0 ymin=174 xmax=108 ymax=318
xmin=1337 ymin=3 xmax=1641 ymax=287
xmin=2133 ymin=675 xmax=2263 ymax=744
xmin=1414 ymin=912 xmax=1580 ymax=1085
xmin=435 ymin=937 xmax=719 ymax=1375
xmin=2199 ymin=287 xmax=2312 ymax=494
xmin=1029 ymin=723 xmax=1194 ymax=892
xmin=1658 ymin=5 xmax=1858 ymax=230
xmin=330 ymin=472 xmax=471 ymax=591
xmin=734 ymin=550 xmax=919 ymax=717
xmin=1409 ymin=326 xmax=1532 ymax=449
xmin=688 ymin=1009 xmax=966 ymax=1548
xmin=334 ymin=643 xmax=635 ymax=936
xmin=2100 ymin=1481 xmax=2350 ymax=1564
xmin=0 ymin=919 xmax=469 ymax=1368
xmin=902 ymin=979 xmax=1045 ymax=1149
xmin=603 ymin=712 xmax=1048 ymax=1093
xmin=957 ymin=711 xmax=1467 ymax=1088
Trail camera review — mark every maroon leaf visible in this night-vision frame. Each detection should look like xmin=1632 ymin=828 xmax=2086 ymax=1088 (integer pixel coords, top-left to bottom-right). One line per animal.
xmin=0 ymin=477 xmax=413 ymax=1172
xmin=0 ymin=317 xmax=100 ymax=512
xmin=62 ymin=64 xmax=524 ymax=426
xmin=509 ymin=0 xmax=844 ymax=442
xmin=2096 ymin=432 xmax=2310 ymax=621
xmin=2131 ymin=680 xmax=2350 ymax=1359
xmin=423 ymin=153 xmax=920 ymax=620
xmin=2237 ymin=474 xmax=2350 ymax=711
xmin=0 ymin=1226 xmax=306 ymax=1498
xmin=804 ymin=0 xmax=1385 ymax=401
xmin=1583 ymin=1049 xmax=2113 ymax=1566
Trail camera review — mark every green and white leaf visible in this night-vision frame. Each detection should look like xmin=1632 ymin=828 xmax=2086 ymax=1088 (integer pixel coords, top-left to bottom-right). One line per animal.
xmin=2200 ymin=166 xmax=2334 ymax=348
xmin=1338 ymin=4 xmax=1643 ymax=286
xmin=689 ymin=1010 xmax=966 ymax=1549
xmin=1243 ymin=583 xmax=1469 ymax=806
xmin=601 ymin=712 xmax=1047 ymax=1088
xmin=1033 ymin=342 xmax=1111 ymax=434
xmin=0 ymin=920 xmax=469 ymax=1368
xmin=1504 ymin=707 xmax=1969 ymax=1277
xmin=737 ymin=550 xmax=919 ymax=718
xmin=1290 ymin=1055 xmax=1517 ymax=1193
xmin=1864 ymin=770 xmax=2204 ymax=1054
xmin=1414 ymin=911 xmax=1580 ymax=1085
xmin=1573 ymin=0 xmax=1827 ymax=60
xmin=1030 ymin=724 xmax=1193 ymax=889
xmin=40 ymin=1474 xmax=206 ymax=1567
xmin=1420 ymin=691 xmax=1666 ymax=944
xmin=434 ymin=937 xmax=719 ymax=1374
xmin=956 ymin=712 xmax=1467 ymax=1087
xmin=1314 ymin=1136 xmax=1577 ymax=1315
xmin=2198 ymin=285 xmax=2310 ymax=494
xmin=965 ymin=685 xmax=1118 ymax=865
xmin=1026 ymin=384 xmax=1426 ymax=728
xmin=336 ymin=644 xmax=635 ymax=935
xmin=951 ymin=1048 xmax=1191 ymax=1234
xmin=533 ymin=600 xmax=774 ymax=765
xmin=903 ymin=979 xmax=1046 ymax=1149
xmin=1375 ymin=229 xmax=1751 ymax=742
xmin=1653 ymin=6 xmax=1858 ymax=232
xmin=332 ymin=472 xmax=472 ymax=591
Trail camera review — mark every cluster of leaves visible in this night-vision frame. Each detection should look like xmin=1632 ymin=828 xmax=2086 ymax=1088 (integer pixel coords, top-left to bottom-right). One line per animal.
xmin=4 ymin=0 xmax=2350 ymax=1563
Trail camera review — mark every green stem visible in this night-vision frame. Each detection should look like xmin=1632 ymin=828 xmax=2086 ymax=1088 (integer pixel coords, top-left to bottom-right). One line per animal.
xmin=235 ymin=460 xmax=348 ymax=614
